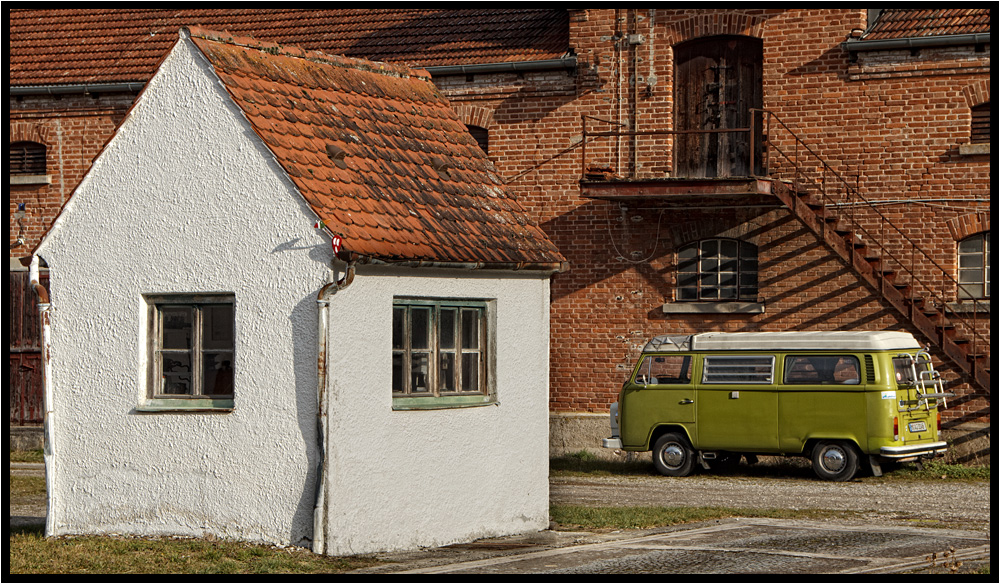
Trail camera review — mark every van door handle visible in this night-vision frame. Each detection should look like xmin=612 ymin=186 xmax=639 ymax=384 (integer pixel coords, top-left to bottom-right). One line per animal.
xmin=679 ymin=399 xmax=694 ymax=404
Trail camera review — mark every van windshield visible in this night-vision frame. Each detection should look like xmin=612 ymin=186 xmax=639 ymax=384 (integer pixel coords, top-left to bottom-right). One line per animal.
xmin=635 ymin=354 xmax=692 ymax=385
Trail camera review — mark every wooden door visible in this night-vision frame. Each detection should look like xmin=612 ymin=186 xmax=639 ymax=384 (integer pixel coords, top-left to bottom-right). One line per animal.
xmin=674 ymin=36 xmax=763 ymax=178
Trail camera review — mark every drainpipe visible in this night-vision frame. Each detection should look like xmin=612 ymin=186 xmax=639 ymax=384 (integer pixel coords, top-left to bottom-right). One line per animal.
xmin=311 ymin=261 xmax=355 ymax=556
xmin=29 ymin=255 xmax=56 ymax=536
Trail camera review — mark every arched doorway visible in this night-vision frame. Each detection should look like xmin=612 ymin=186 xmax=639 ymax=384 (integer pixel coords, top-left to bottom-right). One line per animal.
xmin=674 ymin=35 xmax=763 ymax=178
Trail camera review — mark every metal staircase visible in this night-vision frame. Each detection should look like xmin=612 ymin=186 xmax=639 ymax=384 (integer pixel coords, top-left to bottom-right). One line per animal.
xmin=755 ymin=109 xmax=991 ymax=392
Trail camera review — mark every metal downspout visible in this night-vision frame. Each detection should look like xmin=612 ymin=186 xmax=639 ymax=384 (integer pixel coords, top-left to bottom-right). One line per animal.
xmin=311 ymin=262 xmax=355 ymax=555
xmin=29 ymin=255 xmax=55 ymax=536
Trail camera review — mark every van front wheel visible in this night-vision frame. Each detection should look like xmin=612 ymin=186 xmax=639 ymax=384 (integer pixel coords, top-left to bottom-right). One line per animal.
xmin=811 ymin=440 xmax=859 ymax=481
xmin=653 ymin=433 xmax=695 ymax=477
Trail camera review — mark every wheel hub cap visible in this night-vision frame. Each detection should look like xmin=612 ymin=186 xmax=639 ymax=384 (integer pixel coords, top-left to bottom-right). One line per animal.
xmin=822 ymin=448 xmax=845 ymax=472
xmin=662 ymin=444 xmax=685 ymax=468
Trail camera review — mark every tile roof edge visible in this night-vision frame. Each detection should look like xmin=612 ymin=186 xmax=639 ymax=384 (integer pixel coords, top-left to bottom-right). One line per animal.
xmin=183 ymin=25 xmax=430 ymax=81
xmin=340 ymin=253 xmax=570 ymax=274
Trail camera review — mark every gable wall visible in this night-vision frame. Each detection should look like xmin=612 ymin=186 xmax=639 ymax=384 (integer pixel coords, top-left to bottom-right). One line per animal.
xmin=34 ymin=37 xmax=332 ymax=545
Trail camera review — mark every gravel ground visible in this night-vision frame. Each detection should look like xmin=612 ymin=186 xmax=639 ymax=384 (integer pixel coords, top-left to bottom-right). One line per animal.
xmin=550 ymin=473 xmax=992 ymax=530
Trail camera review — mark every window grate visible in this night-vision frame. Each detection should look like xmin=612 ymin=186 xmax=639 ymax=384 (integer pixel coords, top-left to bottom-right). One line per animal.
xmin=9 ymin=141 xmax=47 ymax=175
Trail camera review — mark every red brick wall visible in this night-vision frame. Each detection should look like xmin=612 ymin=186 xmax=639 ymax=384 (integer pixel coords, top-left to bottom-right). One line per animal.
xmin=10 ymin=94 xmax=133 ymax=259
xmin=9 ymin=9 xmax=989 ymax=425
xmin=440 ymin=8 xmax=990 ymax=425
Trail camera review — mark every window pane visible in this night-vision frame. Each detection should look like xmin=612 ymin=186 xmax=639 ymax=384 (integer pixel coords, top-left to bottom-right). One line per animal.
xmin=461 ymin=309 xmax=480 ymax=350
xmin=161 ymin=307 xmax=192 ymax=350
xmin=461 ymin=353 xmax=480 ymax=392
xmin=202 ymin=304 xmax=234 ymax=350
xmin=411 ymin=353 xmax=430 ymax=392
xmin=719 ymin=239 xmax=738 ymax=258
xmin=959 ymin=236 xmax=983 ymax=254
xmin=203 ymin=353 xmax=234 ymax=395
xmin=677 ymin=287 xmax=698 ymax=300
xmin=439 ymin=308 xmax=456 ymax=349
xmin=439 ymin=352 xmax=456 ymax=391
xmin=392 ymin=307 xmax=405 ymax=350
xmin=701 ymin=239 xmax=718 ymax=256
xmin=959 ymin=253 xmax=983 ymax=269
xmin=411 ymin=307 xmax=430 ymax=350
xmin=392 ymin=353 xmax=404 ymax=393
xmin=161 ymin=352 xmax=192 ymax=394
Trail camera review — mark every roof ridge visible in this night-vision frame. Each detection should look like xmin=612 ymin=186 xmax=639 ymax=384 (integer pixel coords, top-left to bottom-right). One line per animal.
xmin=183 ymin=25 xmax=431 ymax=81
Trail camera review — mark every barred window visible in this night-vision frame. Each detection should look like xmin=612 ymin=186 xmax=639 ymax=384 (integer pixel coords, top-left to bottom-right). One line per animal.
xmin=677 ymin=239 xmax=758 ymax=301
xmin=10 ymin=141 xmax=47 ymax=175
xmin=971 ymin=102 xmax=990 ymax=144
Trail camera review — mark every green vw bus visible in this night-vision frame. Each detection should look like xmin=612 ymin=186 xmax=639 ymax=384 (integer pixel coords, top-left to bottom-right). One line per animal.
xmin=602 ymin=331 xmax=951 ymax=481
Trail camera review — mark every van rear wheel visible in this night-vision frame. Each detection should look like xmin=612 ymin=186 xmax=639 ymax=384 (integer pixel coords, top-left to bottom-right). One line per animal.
xmin=653 ymin=433 xmax=695 ymax=477
xmin=811 ymin=440 xmax=859 ymax=481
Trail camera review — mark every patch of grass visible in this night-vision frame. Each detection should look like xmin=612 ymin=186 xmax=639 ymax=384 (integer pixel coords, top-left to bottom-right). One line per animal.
xmin=8 ymin=529 xmax=380 ymax=574
xmin=887 ymin=461 xmax=991 ymax=481
xmin=9 ymin=449 xmax=44 ymax=463
xmin=550 ymin=504 xmax=851 ymax=530
xmin=549 ymin=451 xmax=655 ymax=476
xmin=9 ymin=475 xmax=47 ymax=500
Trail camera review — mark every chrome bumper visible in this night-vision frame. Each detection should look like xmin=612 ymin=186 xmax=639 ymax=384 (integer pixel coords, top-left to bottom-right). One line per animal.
xmin=603 ymin=437 xmax=623 ymax=449
xmin=879 ymin=441 xmax=948 ymax=459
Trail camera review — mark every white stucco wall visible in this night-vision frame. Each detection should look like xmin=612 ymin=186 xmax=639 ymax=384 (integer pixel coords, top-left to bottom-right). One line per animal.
xmin=35 ymin=34 xmax=332 ymax=546
xmin=317 ymin=266 xmax=552 ymax=556
xmin=34 ymin=31 xmax=553 ymax=555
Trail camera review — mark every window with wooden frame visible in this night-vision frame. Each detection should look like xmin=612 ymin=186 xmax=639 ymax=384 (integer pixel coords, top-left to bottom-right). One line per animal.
xmin=957 ymin=232 xmax=990 ymax=300
xmin=143 ymin=294 xmax=235 ymax=411
xmin=676 ymin=238 xmax=758 ymax=301
xmin=392 ymin=298 xmax=494 ymax=409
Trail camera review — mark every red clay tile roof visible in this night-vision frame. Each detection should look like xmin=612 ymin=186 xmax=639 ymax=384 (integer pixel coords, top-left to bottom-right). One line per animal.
xmin=865 ymin=8 xmax=991 ymax=39
xmin=9 ymin=8 xmax=569 ymax=87
xmin=183 ymin=27 xmax=563 ymax=268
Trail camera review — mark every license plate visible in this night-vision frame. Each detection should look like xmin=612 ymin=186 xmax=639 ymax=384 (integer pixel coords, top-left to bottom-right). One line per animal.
xmin=908 ymin=421 xmax=927 ymax=433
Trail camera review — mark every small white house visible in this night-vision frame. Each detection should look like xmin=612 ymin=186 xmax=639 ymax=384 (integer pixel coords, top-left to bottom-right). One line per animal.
xmin=30 ymin=27 xmax=566 ymax=556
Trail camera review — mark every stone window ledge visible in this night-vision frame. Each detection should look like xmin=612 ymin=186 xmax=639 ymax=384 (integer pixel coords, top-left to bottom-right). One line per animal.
xmin=662 ymin=302 xmax=764 ymax=314
xmin=10 ymin=174 xmax=52 ymax=185
xmin=958 ymin=143 xmax=989 ymax=156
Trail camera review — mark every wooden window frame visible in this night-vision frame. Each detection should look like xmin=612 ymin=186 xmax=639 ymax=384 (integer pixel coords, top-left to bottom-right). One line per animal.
xmin=392 ymin=297 xmax=495 ymax=410
xmin=141 ymin=294 xmax=235 ymax=412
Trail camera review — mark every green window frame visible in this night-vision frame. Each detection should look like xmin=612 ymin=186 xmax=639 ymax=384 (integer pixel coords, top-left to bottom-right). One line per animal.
xmin=392 ymin=298 xmax=494 ymax=410
xmin=142 ymin=294 xmax=235 ymax=412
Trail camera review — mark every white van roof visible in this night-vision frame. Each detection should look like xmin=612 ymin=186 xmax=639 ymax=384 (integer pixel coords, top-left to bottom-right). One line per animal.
xmin=643 ymin=331 xmax=922 ymax=352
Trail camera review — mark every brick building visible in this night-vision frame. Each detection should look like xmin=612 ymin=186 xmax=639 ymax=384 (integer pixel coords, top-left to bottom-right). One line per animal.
xmin=9 ymin=9 xmax=991 ymax=455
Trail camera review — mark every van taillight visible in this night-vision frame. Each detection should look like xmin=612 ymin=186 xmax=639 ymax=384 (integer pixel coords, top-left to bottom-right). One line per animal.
xmin=893 ymin=417 xmax=899 ymax=441
xmin=937 ymin=411 xmax=941 ymax=430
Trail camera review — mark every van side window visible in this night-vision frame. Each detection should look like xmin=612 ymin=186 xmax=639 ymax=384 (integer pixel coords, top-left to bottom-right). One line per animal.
xmin=702 ymin=355 xmax=774 ymax=384
xmin=636 ymin=355 xmax=692 ymax=385
xmin=784 ymin=355 xmax=861 ymax=385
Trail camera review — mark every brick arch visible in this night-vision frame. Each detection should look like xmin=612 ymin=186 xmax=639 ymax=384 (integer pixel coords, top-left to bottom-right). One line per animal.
xmin=9 ymin=121 xmax=51 ymax=145
xmin=962 ymin=80 xmax=990 ymax=108
xmin=946 ymin=212 xmax=990 ymax=241
xmin=661 ymin=13 xmax=768 ymax=45
xmin=451 ymin=105 xmax=495 ymax=131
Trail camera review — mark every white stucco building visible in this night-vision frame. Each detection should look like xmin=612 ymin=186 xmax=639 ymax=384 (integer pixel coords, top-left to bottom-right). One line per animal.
xmin=30 ymin=27 xmax=566 ymax=556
